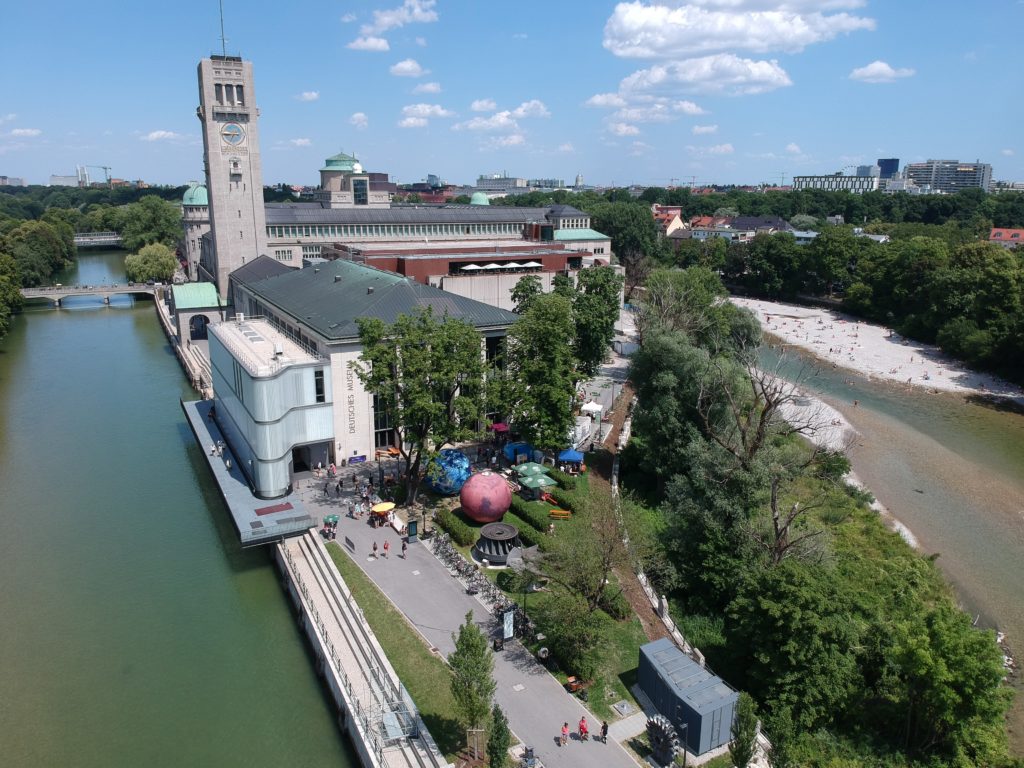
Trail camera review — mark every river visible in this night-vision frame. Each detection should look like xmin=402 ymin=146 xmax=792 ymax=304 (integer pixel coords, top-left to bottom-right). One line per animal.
xmin=763 ymin=344 xmax=1024 ymax=749
xmin=0 ymin=252 xmax=356 ymax=767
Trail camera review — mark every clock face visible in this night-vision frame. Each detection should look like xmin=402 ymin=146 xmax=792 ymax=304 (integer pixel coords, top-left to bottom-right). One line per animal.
xmin=221 ymin=122 xmax=245 ymax=145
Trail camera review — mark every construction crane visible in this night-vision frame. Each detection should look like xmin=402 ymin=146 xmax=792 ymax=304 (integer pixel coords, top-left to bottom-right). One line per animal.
xmin=78 ymin=164 xmax=113 ymax=188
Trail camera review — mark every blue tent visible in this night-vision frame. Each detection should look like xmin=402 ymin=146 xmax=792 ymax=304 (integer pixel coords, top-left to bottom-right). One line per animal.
xmin=558 ymin=448 xmax=584 ymax=463
xmin=503 ymin=441 xmax=534 ymax=463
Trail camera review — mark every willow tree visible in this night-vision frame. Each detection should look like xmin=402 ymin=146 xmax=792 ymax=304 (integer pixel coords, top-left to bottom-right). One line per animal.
xmin=353 ymin=307 xmax=485 ymax=504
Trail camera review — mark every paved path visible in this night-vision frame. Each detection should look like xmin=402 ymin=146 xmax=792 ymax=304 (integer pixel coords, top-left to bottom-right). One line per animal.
xmin=301 ymin=485 xmax=641 ymax=768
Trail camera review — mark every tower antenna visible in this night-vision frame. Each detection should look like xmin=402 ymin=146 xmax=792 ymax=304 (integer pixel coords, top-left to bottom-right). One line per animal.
xmin=218 ymin=0 xmax=228 ymax=56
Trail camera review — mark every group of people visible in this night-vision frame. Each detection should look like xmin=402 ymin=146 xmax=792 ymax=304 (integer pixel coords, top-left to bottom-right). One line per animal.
xmin=370 ymin=539 xmax=407 ymax=560
xmin=559 ymin=717 xmax=608 ymax=746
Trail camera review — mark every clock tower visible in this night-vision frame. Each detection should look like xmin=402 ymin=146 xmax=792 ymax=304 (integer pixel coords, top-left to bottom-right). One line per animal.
xmin=196 ymin=55 xmax=269 ymax=299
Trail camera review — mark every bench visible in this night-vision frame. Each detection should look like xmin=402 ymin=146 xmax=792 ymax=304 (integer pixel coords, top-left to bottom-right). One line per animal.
xmin=548 ymin=509 xmax=571 ymax=521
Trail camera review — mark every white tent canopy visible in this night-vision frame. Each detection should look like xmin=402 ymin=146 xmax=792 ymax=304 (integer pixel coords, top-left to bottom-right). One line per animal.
xmin=581 ymin=400 xmax=604 ymax=415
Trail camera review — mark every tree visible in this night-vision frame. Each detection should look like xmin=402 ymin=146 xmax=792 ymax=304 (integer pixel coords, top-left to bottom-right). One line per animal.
xmin=510 ymin=274 xmax=542 ymax=314
xmin=120 ymin=195 xmax=182 ymax=251
xmin=0 ymin=250 xmax=23 ymax=339
xmin=585 ymin=201 xmax=665 ymax=297
xmin=354 ymin=308 xmax=485 ymax=505
xmin=729 ymin=692 xmax=759 ymax=768
xmin=124 ymin=242 xmax=177 ymax=283
xmin=501 ymin=293 xmax=577 ymax=452
xmin=4 ymin=219 xmax=74 ymax=286
xmin=789 ymin=214 xmax=818 ymax=230
xmin=449 ymin=612 xmax=496 ymax=742
xmin=572 ymin=265 xmax=623 ymax=376
xmin=486 ymin=704 xmax=512 ymax=768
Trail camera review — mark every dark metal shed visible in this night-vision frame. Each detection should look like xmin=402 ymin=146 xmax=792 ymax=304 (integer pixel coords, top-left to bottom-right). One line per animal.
xmin=638 ymin=638 xmax=738 ymax=755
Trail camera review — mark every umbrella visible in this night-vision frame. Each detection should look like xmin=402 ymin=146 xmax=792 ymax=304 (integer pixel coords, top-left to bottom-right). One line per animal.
xmin=460 ymin=264 xmax=483 ymax=271
xmin=514 ymin=462 xmax=550 ymax=477
xmin=489 ymin=422 xmax=509 ymax=432
xmin=519 ymin=474 xmax=556 ymax=489
xmin=558 ymin=448 xmax=584 ymax=463
xmin=371 ymin=501 xmax=396 ymax=515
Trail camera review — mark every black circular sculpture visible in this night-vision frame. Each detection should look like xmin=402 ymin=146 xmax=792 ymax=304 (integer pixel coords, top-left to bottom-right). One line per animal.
xmin=473 ymin=522 xmax=521 ymax=566
xmin=647 ymin=715 xmax=681 ymax=767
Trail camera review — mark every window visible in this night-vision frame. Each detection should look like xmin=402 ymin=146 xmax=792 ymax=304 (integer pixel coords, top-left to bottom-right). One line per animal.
xmin=235 ymin=84 xmax=244 ymax=106
xmin=215 ymin=84 xmax=223 ymax=105
xmin=373 ymin=393 xmax=394 ymax=448
xmin=314 ymin=369 xmax=326 ymax=403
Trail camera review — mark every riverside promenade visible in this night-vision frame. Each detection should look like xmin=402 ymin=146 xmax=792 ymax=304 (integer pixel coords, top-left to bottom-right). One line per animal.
xmin=296 ymin=481 xmax=642 ymax=768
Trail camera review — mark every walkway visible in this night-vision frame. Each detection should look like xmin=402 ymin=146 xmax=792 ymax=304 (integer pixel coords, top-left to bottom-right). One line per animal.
xmin=294 ymin=482 xmax=641 ymax=768
xmin=279 ymin=531 xmax=449 ymax=768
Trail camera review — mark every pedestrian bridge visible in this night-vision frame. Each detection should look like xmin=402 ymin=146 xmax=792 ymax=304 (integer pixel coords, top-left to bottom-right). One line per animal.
xmin=20 ymin=284 xmax=157 ymax=306
xmin=74 ymin=231 xmax=123 ymax=248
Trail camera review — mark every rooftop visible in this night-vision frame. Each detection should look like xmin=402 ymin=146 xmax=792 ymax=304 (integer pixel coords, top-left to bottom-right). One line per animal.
xmin=171 ymin=282 xmax=222 ymax=310
xmin=641 ymin=638 xmax=737 ymax=715
xmin=265 ymin=203 xmax=553 ymax=226
xmin=553 ymin=228 xmax=610 ymax=241
xmin=210 ymin=318 xmax=318 ymax=377
xmin=238 ymin=259 xmax=519 ymax=342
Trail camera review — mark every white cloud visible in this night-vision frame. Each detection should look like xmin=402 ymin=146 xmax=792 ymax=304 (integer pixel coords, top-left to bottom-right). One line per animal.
xmin=362 ymin=0 xmax=437 ymax=35
xmin=402 ymin=103 xmax=454 ymax=118
xmin=10 ymin=128 xmax=41 ymax=137
xmin=603 ymin=1 xmax=874 ymax=58
xmin=140 ymin=130 xmax=181 ymax=142
xmin=350 ymin=112 xmax=369 ymax=130
xmin=630 ymin=141 xmax=654 ymax=156
xmin=340 ymin=13 xmax=356 ymax=23
xmin=399 ymin=117 xmax=429 ymax=128
xmin=620 ymin=53 xmax=792 ymax=95
xmin=1002 ymin=148 xmax=1015 ymax=157
xmin=613 ymin=103 xmax=676 ymax=123
xmin=295 ymin=91 xmax=320 ymax=102
xmin=415 ymin=36 xmax=427 ymax=46
xmin=586 ymin=92 xmax=627 ymax=108
xmin=390 ymin=58 xmax=428 ymax=77
xmin=511 ymin=99 xmax=550 ymax=118
xmin=709 ymin=143 xmax=734 ymax=155
xmin=0 ymin=114 xmax=16 ymax=124
xmin=482 ymin=134 xmax=526 ymax=149
xmin=849 ymin=60 xmax=915 ymax=83
xmin=471 ymin=98 xmax=497 ymax=112
xmin=558 ymin=142 xmax=575 ymax=153
xmin=692 ymin=124 xmax=718 ymax=135
xmin=348 ymin=36 xmax=390 ymax=52
xmin=674 ymin=100 xmax=707 ymax=115
xmin=609 ymin=122 xmax=640 ymax=136
xmin=513 ymin=33 xmax=528 ymax=40
xmin=454 ymin=112 xmax=519 ymax=132
xmin=289 ymin=138 xmax=311 ymax=147
xmin=413 ymin=81 xmax=441 ymax=94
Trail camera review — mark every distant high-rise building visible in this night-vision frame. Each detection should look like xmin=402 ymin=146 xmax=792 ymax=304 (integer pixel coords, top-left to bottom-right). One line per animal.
xmin=528 ymin=178 xmax=565 ymax=189
xmin=856 ymin=165 xmax=881 ymax=178
xmin=877 ymin=158 xmax=899 ymax=179
xmin=0 ymin=175 xmax=27 ymax=186
xmin=476 ymin=173 xmax=527 ymax=191
xmin=196 ymin=55 xmax=269 ymax=297
xmin=904 ymin=159 xmax=992 ymax=194
xmin=575 ymin=172 xmax=584 ymax=188
xmin=426 ymin=173 xmax=441 ymax=187
xmin=49 ymin=174 xmax=79 ymax=187
xmin=792 ymin=173 xmax=880 ymax=194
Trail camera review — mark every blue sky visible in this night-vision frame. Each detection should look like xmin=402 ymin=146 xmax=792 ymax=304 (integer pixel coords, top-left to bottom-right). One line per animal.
xmin=1 ymin=1 xmax=1020 ymax=187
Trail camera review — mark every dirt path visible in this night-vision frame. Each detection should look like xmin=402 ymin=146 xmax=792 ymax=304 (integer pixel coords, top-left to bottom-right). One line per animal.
xmin=590 ymin=384 xmax=670 ymax=644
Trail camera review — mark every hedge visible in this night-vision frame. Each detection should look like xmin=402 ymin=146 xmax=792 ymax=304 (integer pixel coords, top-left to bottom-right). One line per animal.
xmin=548 ymin=487 xmax=581 ymax=514
xmin=436 ymin=507 xmax=476 ymax=547
xmin=547 ymin=467 xmax=577 ymax=491
xmin=509 ymin=495 xmax=550 ymax=532
xmin=503 ymin=511 xmax=550 ymax=552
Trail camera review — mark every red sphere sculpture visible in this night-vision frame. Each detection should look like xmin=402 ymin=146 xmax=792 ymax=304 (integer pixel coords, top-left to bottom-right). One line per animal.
xmin=459 ymin=471 xmax=512 ymax=523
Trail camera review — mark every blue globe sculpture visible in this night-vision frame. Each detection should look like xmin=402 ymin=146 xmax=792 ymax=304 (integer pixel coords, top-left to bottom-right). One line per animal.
xmin=426 ymin=449 xmax=472 ymax=495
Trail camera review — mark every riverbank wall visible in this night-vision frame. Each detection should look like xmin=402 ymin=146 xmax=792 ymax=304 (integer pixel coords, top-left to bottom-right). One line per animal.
xmin=154 ymin=294 xmax=212 ymax=399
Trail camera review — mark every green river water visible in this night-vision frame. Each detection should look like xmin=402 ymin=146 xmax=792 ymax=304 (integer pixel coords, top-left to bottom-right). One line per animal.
xmin=0 ymin=252 xmax=356 ymax=767
xmin=763 ymin=344 xmax=1024 ymax=749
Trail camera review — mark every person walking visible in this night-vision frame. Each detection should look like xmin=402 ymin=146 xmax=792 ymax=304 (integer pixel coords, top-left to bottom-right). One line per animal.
xmin=401 ymin=540 xmax=408 ymax=559
xmin=372 ymin=542 xmax=378 ymax=559
xmin=578 ymin=716 xmax=588 ymax=741
xmin=383 ymin=540 xmax=390 ymax=559
xmin=560 ymin=723 xmax=569 ymax=747
xmin=600 ymin=721 xmax=609 ymax=744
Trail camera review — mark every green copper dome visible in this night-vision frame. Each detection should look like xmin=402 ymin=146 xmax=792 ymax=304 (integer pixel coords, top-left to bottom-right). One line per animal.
xmin=469 ymin=191 xmax=491 ymax=206
xmin=320 ymin=151 xmax=363 ymax=173
xmin=182 ymin=183 xmax=208 ymax=206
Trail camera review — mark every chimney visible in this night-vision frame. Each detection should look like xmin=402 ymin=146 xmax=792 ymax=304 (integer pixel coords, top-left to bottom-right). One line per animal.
xmin=334 ymin=275 xmax=341 ymax=282
xmin=367 ymin=286 xmax=375 ymax=295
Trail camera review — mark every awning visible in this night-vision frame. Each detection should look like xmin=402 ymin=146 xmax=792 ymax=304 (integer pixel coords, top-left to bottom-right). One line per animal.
xmin=521 ymin=261 xmax=543 ymax=268
xmin=499 ymin=262 xmax=522 ymax=269
xmin=581 ymin=400 xmax=603 ymax=415
xmin=558 ymin=448 xmax=584 ymax=463
xmin=514 ymin=462 xmax=550 ymax=477
xmin=460 ymin=264 xmax=483 ymax=271
xmin=519 ymin=474 xmax=556 ymax=489
xmin=489 ymin=422 xmax=509 ymax=432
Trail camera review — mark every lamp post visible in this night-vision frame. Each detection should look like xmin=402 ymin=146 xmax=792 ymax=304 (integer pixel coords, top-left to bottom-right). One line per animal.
xmin=680 ymin=722 xmax=689 ymax=768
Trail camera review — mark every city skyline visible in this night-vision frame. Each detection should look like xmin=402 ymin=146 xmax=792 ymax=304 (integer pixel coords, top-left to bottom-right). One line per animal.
xmin=1 ymin=0 xmax=1020 ymax=187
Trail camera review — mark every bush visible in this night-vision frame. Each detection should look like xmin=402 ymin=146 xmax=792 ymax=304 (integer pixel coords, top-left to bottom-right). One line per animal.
xmin=548 ymin=487 xmax=579 ymax=513
xmin=509 ymin=495 xmax=549 ymax=532
xmin=436 ymin=507 xmax=476 ymax=547
xmin=599 ymin=584 xmax=631 ymax=621
xmin=547 ymin=467 xmax=577 ymax=491
xmin=503 ymin=511 xmax=550 ymax=552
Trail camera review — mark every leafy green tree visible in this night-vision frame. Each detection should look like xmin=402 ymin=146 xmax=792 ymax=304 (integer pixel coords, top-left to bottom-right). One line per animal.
xmin=124 ymin=243 xmax=177 ymax=283
xmin=448 ymin=612 xmax=496 ymax=737
xmin=789 ymin=214 xmax=818 ymax=230
xmin=510 ymin=274 xmax=542 ymax=314
xmin=4 ymin=219 xmax=75 ymax=286
xmin=354 ymin=308 xmax=485 ymax=504
xmin=573 ymin=265 xmax=623 ymax=376
xmin=0 ymin=250 xmax=23 ymax=339
xmin=501 ymin=293 xmax=577 ymax=452
xmin=584 ymin=201 xmax=665 ymax=296
xmin=486 ymin=704 xmax=512 ymax=768
xmin=805 ymin=226 xmax=856 ymax=295
xmin=729 ymin=692 xmax=759 ymax=768
xmin=537 ymin=593 xmax=603 ymax=680
xmin=120 ymin=195 xmax=182 ymax=251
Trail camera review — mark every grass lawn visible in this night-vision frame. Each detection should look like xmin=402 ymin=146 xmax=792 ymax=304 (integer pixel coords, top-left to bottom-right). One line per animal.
xmin=325 ymin=541 xmax=463 ymax=761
